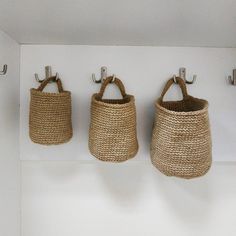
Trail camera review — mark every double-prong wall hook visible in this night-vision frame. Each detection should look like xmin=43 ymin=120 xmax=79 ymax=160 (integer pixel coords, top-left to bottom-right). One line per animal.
xmin=0 ymin=64 xmax=7 ymax=75
xmin=173 ymin=68 xmax=197 ymax=84
xmin=228 ymin=69 xmax=236 ymax=85
xmin=35 ymin=66 xmax=59 ymax=83
xmin=92 ymin=66 xmax=116 ymax=83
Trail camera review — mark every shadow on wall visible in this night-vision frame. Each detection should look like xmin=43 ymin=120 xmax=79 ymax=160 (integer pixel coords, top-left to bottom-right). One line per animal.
xmin=141 ymin=100 xmax=155 ymax=151
xmin=38 ymin=162 xmax=82 ymax=182
xmin=95 ymin=161 xmax=147 ymax=208
xmin=34 ymin=160 xmax=236 ymax=229
xmin=150 ymin=165 xmax=213 ymax=226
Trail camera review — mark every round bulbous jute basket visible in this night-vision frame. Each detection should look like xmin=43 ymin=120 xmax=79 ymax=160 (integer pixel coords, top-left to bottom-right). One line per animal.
xmin=29 ymin=76 xmax=73 ymax=145
xmin=150 ymin=77 xmax=212 ymax=179
xmin=89 ymin=76 xmax=139 ymax=162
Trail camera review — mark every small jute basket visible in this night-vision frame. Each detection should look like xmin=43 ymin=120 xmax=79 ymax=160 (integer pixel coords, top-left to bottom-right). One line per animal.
xmin=150 ymin=77 xmax=212 ymax=179
xmin=29 ymin=76 xmax=73 ymax=145
xmin=89 ymin=76 xmax=138 ymax=162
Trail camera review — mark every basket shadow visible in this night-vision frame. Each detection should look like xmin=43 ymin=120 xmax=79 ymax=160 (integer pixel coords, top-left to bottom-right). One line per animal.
xmin=137 ymin=101 xmax=155 ymax=157
xmin=95 ymin=161 xmax=145 ymax=207
xmin=150 ymin=165 xmax=213 ymax=225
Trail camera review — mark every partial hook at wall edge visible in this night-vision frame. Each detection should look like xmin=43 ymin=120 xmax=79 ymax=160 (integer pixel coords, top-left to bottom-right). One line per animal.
xmin=0 ymin=64 xmax=7 ymax=75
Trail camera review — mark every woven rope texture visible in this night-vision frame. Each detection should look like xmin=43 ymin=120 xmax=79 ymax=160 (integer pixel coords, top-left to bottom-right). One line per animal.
xmin=151 ymin=77 xmax=212 ymax=179
xmin=89 ymin=76 xmax=138 ymax=162
xmin=29 ymin=76 xmax=73 ymax=145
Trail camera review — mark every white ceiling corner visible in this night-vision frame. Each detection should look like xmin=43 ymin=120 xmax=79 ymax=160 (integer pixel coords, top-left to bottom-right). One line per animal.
xmin=0 ymin=0 xmax=236 ymax=47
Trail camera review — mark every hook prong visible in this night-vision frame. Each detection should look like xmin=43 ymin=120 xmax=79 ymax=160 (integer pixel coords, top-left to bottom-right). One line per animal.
xmin=179 ymin=67 xmax=196 ymax=84
xmin=228 ymin=75 xmax=233 ymax=85
xmin=173 ymin=75 xmax=178 ymax=83
xmin=0 ymin=64 xmax=7 ymax=75
xmin=228 ymin=69 xmax=236 ymax=85
xmin=185 ymin=75 xmax=197 ymax=84
xmin=34 ymin=73 xmax=44 ymax=83
xmin=55 ymin=72 xmax=59 ymax=81
xmin=111 ymin=74 xmax=116 ymax=83
xmin=92 ymin=73 xmax=102 ymax=83
xmin=92 ymin=66 xmax=108 ymax=83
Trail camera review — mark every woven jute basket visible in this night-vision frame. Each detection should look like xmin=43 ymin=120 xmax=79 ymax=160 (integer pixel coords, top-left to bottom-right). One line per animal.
xmin=150 ymin=77 xmax=212 ymax=179
xmin=89 ymin=76 xmax=138 ymax=162
xmin=29 ymin=76 xmax=73 ymax=145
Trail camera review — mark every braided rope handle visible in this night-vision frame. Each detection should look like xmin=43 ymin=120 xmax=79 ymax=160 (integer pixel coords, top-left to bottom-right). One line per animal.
xmin=97 ymin=76 xmax=127 ymax=98
xmin=160 ymin=77 xmax=188 ymax=101
xmin=37 ymin=76 xmax=64 ymax=93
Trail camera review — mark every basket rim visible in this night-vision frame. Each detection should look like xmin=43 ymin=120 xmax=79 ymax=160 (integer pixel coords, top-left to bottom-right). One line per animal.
xmin=156 ymin=95 xmax=209 ymax=116
xmin=31 ymin=88 xmax=71 ymax=96
xmin=91 ymin=93 xmax=135 ymax=108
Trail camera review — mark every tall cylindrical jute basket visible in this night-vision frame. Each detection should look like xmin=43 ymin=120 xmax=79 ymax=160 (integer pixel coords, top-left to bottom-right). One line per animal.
xmin=89 ymin=76 xmax=138 ymax=162
xmin=150 ymin=77 xmax=212 ymax=179
xmin=29 ymin=76 xmax=73 ymax=145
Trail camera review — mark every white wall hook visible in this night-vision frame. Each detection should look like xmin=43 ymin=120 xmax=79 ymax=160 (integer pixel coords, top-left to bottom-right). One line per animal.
xmin=92 ymin=66 xmax=108 ymax=83
xmin=228 ymin=69 xmax=236 ymax=85
xmin=35 ymin=66 xmax=59 ymax=83
xmin=0 ymin=64 xmax=7 ymax=75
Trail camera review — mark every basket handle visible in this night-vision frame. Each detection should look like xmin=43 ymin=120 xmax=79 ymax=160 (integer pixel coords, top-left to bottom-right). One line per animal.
xmin=160 ymin=77 xmax=188 ymax=101
xmin=36 ymin=76 xmax=64 ymax=93
xmin=98 ymin=76 xmax=127 ymax=98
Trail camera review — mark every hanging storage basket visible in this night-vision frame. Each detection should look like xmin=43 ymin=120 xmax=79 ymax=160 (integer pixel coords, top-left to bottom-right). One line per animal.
xmin=29 ymin=76 xmax=73 ymax=145
xmin=151 ymin=77 xmax=212 ymax=179
xmin=89 ymin=76 xmax=138 ymax=162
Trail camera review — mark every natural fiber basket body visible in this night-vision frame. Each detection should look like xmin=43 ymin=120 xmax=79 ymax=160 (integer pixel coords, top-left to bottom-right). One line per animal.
xmin=29 ymin=76 xmax=73 ymax=145
xmin=89 ymin=77 xmax=138 ymax=162
xmin=151 ymin=77 xmax=212 ymax=179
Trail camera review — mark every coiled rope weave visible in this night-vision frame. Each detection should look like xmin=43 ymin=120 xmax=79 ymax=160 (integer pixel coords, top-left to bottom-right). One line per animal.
xmin=29 ymin=76 xmax=73 ymax=145
xmin=89 ymin=76 xmax=139 ymax=162
xmin=151 ymin=77 xmax=212 ymax=179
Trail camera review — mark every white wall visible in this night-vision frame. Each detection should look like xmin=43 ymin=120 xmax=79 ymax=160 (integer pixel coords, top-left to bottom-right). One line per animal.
xmin=21 ymin=162 xmax=236 ymax=236
xmin=20 ymin=45 xmax=236 ymax=161
xmin=0 ymin=30 xmax=20 ymax=236
xmin=20 ymin=45 xmax=236 ymax=236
